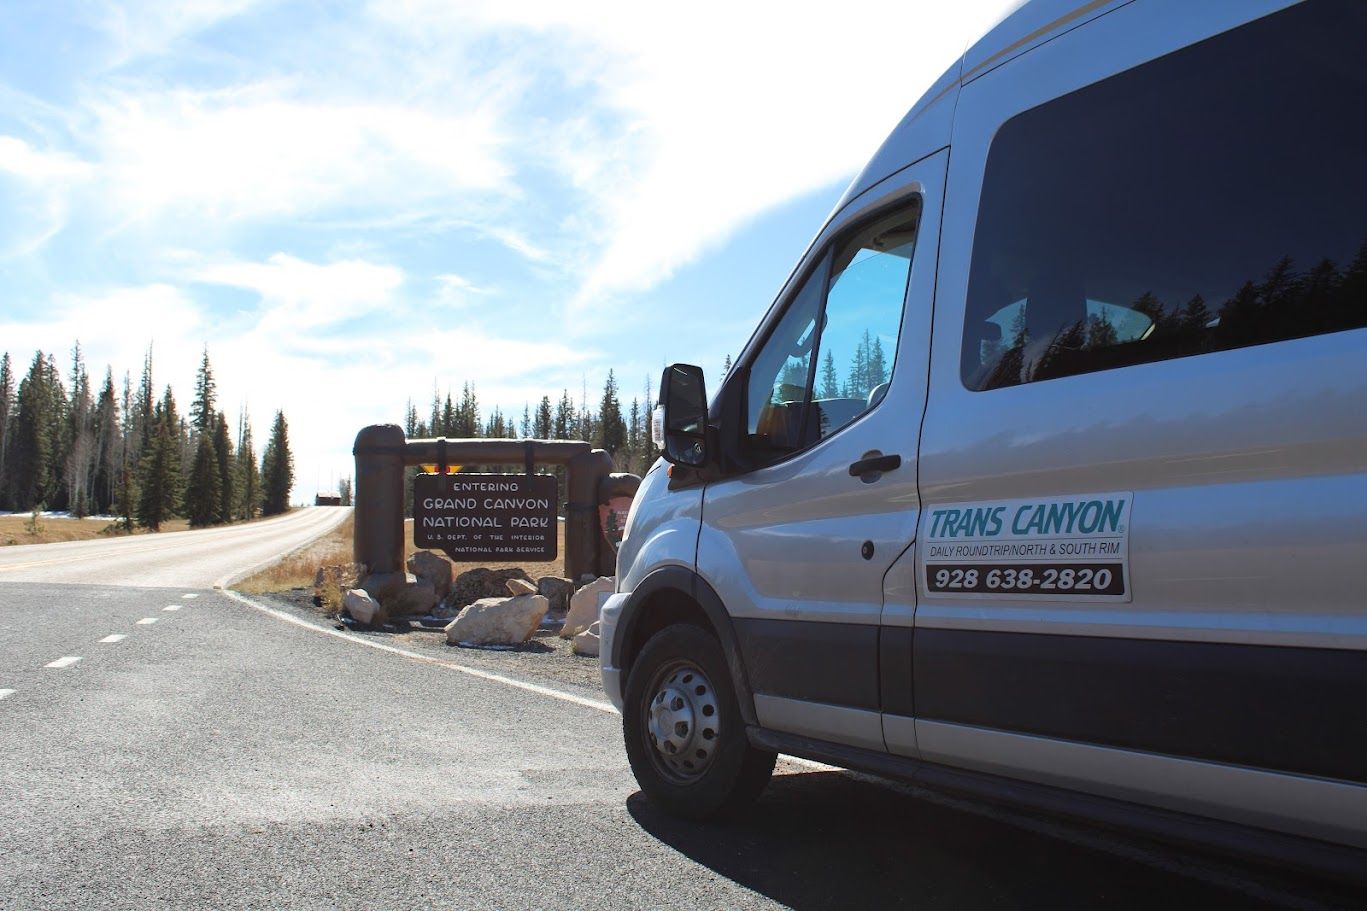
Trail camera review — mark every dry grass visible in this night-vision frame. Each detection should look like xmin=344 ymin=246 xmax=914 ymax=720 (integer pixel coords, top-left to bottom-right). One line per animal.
xmin=0 ymin=514 xmax=195 ymax=546
xmin=233 ymin=516 xmax=567 ymax=615
xmin=235 ymin=514 xmax=356 ymax=600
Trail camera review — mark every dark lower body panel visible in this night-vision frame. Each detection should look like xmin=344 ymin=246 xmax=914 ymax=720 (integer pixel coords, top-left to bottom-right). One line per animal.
xmin=748 ymin=725 xmax=1367 ymax=887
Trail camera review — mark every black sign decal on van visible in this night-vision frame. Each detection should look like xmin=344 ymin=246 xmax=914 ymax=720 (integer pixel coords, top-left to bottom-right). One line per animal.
xmin=922 ymin=492 xmax=1132 ymax=602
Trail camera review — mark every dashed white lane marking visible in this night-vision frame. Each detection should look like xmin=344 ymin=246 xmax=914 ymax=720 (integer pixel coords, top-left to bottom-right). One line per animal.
xmin=182 ymin=594 xmax=198 ymax=599
xmin=222 ymin=589 xmax=617 ymax=714
xmin=162 ymin=605 xmax=181 ymax=612
xmin=136 ymin=618 xmax=158 ymax=625
xmin=99 ymin=634 xmax=127 ymax=643
xmin=45 ymin=656 xmax=82 ymax=669
xmin=0 ymin=689 xmax=14 ymax=700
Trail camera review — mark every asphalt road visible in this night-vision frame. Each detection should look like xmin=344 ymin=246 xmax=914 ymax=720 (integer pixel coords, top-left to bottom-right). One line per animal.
xmin=0 ymin=506 xmax=350 ymax=588
xmin=0 ymin=522 xmax=1359 ymax=909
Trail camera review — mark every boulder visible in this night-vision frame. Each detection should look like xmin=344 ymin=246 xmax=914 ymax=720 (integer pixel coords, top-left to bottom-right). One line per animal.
xmin=561 ymin=576 xmax=614 ymax=639
xmin=447 ymin=567 xmax=533 ymax=611
xmin=361 ymin=571 xmax=415 ymax=603
xmin=382 ymin=580 xmax=438 ymax=617
xmin=572 ymin=620 xmax=601 ymax=658
xmin=505 ymin=577 xmax=537 ymax=596
xmin=406 ymin=551 xmax=453 ymax=600
xmin=343 ymin=588 xmax=384 ymax=626
xmin=536 ymin=576 xmax=574 ymax=618
xmin=444 ymin=595 xmax=549 ymax=647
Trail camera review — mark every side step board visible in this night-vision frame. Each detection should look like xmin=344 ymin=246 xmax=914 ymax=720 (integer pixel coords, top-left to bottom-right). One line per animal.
xmin=747 ymin=725 xmax=1367 ymax=887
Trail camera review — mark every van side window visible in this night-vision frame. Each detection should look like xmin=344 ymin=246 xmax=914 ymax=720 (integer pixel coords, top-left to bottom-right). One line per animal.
xmin=746 ymin=203 xmax=918 ymax=457
xmin=961 ymin=0 xmax=1367 ymax=391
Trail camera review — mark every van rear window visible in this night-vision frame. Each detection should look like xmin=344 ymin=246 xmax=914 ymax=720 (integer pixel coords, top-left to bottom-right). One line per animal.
xmin=961 ymin=0 xmax=1367 ymax=391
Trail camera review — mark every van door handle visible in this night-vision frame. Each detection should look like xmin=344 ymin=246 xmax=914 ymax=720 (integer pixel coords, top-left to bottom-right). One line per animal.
xmin=848 ymin=452 xmax=901 ymax=481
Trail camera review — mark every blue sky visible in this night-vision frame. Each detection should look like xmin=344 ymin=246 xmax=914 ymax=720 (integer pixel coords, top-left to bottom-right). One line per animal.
xmin=0 ymin=0 xmax=1007 ymax=498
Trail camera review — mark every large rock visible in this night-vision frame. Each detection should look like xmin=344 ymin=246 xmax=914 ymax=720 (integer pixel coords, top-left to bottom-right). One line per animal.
xmin=505 ymin=577 xmax=537 ymax=596
xmin=444 ymin=595 xmax=548 ymax=647
xmin=561 ymin=576 xmax=614 ymax=639
xmin=343 ymin=588 xmax=384 ymax=626
xmin=313 ymin=562 xmax=360 ymax=609
xmin=362 ymin=571 xmax=415 ymax=603
xmin=406 ymin=551 xmax=453 ymax=600
xmin=447 ymin=567 xmax=533 ymax=611
xmin=382 ymin=580 xmax=438 ymax=617
xmin=536 ymin=576 xmax=574 ymax=619
xmin=572 ymin=620 xmax=601 ymax=658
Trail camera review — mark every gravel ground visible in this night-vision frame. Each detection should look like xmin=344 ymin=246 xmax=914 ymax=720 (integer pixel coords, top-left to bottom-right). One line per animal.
xmin=256 ymin=586 xmax=607 ymax=694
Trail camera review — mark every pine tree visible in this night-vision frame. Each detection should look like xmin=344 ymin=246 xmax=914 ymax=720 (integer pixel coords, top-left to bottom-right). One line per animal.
xmin=236 ymin=409 xmax=260 ymax=520
xmin=12 ymin=351 xmax=60 ymax=510
xmin=134 ymin=346 xmax=155 ymax=456
xmin=63 ymin=342 xmax=95 ymax=517
xmin=819 ymin=350 xmax=840 ymax=399
xmin=214 ymin=412 xmax=235 ymax=524
xmin=868 ymin=336 xmax=888 ymax=388
xmin=520 ymin=403 xmax=531 ymax=439
xmin=261 ymin=410 xmax=294 ymax=516
xmin=597 ymin=369 xmax=627 ymax=456
xmin=136 ymin=393 xmax=181 ymax=531
xmin=553 ymin=390 xmax=573 ymax=439
xmin=189 ymin=347 xmax=217 ymax=436
xmin=185 ymin=431 xmax=222 ymax=526
xmin=93 ymin=370 xmax=121 ymax=515
xmin=403 ymin=399 xmax=419 ymax=438
xmin=534 ymin=396 xmax=553 ymax=439
xmin=720 ymin=354 xmax=732 ymax=379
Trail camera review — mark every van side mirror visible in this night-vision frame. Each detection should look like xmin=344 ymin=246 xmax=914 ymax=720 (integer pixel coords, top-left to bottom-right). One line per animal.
xmin=658 ymin=364 xmax=708 ymax=467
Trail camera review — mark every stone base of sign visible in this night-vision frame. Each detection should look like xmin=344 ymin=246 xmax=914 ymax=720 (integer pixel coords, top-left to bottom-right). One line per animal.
xmin=383 ymin=580 xmax=438 ymax=617
xmin=406 ymin=551 xmax=453 ymax=600
xmin=344 ymin=588 xmax=384 ymax=626
xmin=561 ymin=576 xmax=614 ymax=639
xmin=362 ymin=571 xmax=414 ymax=603
xmin=536 ymin=576 xmax=574 ymax=619
xmin=446 ymin=567 xmax=534 ymax=612
xmin=444 ymin=594 xmax=548 ymax=647
xmin=572 ymin=620 xmax=601 ymax=657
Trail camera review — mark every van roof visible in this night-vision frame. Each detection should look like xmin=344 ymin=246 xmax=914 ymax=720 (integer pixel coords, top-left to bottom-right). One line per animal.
xmin=837 ymin=0 xmax=1130 ymax=210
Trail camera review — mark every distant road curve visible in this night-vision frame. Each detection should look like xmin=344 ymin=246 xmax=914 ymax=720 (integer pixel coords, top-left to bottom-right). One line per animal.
xmin=0 ymin=507 xmax=351 ymax=589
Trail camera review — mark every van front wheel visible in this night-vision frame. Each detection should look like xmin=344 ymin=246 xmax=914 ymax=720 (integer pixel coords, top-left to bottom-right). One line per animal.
xmin=623 ymin=623 xmax=775 ymax=819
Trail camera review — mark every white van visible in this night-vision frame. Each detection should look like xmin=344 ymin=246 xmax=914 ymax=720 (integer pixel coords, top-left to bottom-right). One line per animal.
xmin=598 ymin=0 xmax=1366 ymax=879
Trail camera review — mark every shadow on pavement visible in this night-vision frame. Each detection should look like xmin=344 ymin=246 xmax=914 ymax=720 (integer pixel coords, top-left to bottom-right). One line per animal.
xmin=626 ymin=771 xmax=1298 ymax=910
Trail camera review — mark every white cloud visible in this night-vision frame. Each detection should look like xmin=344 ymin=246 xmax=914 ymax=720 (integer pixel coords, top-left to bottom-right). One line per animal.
xmin=89 ymin=87 xmax=511 ymax=225
xmin=192 ymin=253 xmax=405 ymax=334
xmin=0 ymin=136 xmax=93 ymax=182
xmin=379 ymin=0 xmax=1011 ymax=301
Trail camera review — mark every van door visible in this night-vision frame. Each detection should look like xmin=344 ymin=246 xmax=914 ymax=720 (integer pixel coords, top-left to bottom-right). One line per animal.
xmin=695 ymin=151 xmax=945 ymax=751
xmin=917 ymin=0 xmax=1367 ymax=847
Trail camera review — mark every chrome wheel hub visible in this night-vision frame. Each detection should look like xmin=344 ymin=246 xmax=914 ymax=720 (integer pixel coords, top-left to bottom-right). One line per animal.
xmin=645 ymin=663 xmax=720 ymax=781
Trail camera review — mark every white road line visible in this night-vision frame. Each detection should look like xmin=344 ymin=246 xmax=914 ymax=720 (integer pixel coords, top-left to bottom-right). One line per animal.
xmin=45 ymin=656 xmax=82 ymax=669
xmin=0 ymin=689 xmax=14 ymax=700
xmin=136 ymin=618 xmax=158 ymax=625
xmin=182 ymin=594 xmax=198 ymax=599
xmin=163 ymin=605 xmax=181 ymax=612
xmin=221 ymin=589 xmax=618 ymax=714
xmin=99 ymin=634 xmax=127 ymax=643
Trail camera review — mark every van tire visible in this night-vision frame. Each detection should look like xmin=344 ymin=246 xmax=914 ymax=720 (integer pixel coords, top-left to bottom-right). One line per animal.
xmin=623 ymin=623 xmax=776 ymax=820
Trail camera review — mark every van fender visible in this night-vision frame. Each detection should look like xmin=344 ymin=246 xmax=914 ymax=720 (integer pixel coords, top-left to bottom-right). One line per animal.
xmin=612 ymin=565 xmax=758 ymax=727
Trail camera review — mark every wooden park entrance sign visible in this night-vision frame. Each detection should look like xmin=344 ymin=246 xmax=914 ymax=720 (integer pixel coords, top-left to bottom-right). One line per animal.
xmin=413 ymin=472 xmax=558 ymax=562
xmin=352 ymin=425 xmax=640 ymax=583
